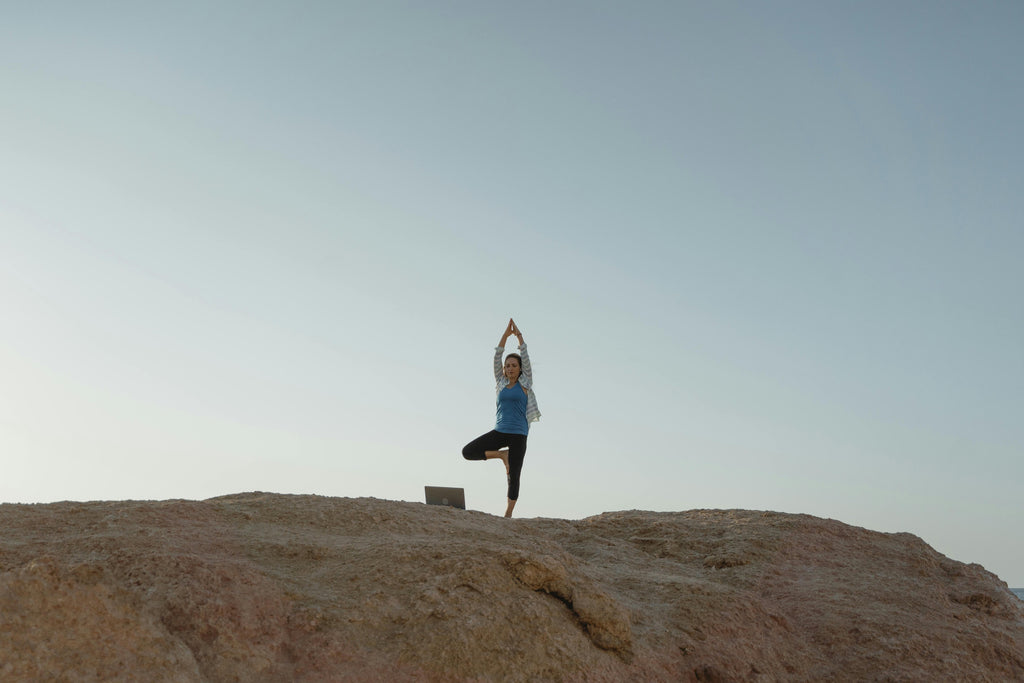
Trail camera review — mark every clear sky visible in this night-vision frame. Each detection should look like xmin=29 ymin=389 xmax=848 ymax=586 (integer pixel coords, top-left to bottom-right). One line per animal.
xmin=2 ymin=2 xmax=1021 ymax=585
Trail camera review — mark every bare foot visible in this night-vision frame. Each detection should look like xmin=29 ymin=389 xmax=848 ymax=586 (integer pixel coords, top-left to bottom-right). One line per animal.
xmin=486 ymin=450 xmax=510 ymax=475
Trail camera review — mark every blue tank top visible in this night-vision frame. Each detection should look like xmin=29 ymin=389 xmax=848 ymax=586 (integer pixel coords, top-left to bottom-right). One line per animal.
xmin=495 ymin=384 xmax=529 ymax=435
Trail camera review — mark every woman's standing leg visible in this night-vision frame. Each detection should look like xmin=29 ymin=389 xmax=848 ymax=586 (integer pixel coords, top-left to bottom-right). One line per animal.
xmin=504 ymin=435 xmax=527 ymax=518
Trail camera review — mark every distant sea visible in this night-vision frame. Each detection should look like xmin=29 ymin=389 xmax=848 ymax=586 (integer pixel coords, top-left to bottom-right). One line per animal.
xmin=1013 ymin=588 xmax=1024 ymax=601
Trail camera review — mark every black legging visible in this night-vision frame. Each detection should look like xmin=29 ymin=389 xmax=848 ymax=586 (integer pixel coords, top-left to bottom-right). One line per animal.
xmin=462 ymin=430 xmax=528 ymax=501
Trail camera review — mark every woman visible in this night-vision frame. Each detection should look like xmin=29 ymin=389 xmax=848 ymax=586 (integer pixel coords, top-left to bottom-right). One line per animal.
xmin=462 ymin=318 xmax=541 ymax=518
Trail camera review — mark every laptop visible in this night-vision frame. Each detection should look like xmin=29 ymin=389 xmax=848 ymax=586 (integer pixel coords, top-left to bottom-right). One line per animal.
xmin=424 ymin=486 xmax=465 ymax=509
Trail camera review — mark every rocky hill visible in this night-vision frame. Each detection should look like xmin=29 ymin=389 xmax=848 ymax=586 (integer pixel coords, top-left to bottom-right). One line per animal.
xmin=1 ymin=493 xmax=1022 ymax=682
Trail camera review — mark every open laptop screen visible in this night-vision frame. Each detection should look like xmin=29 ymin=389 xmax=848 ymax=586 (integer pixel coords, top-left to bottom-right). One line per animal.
xmin=424 ymin=486 xmax=465 ymax=509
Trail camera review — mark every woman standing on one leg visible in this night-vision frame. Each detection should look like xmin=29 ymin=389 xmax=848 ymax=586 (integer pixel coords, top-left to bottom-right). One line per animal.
xmin=462 ymin=318 xmax=541 ymax=518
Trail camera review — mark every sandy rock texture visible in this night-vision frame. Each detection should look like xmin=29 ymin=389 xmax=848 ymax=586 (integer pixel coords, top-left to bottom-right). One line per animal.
xmin=1 ymin=493 xmax=1021 ymax=682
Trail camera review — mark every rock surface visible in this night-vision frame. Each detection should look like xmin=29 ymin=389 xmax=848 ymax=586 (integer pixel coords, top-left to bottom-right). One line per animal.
xmin=1 ymin=493 xmax=1022 ymax=682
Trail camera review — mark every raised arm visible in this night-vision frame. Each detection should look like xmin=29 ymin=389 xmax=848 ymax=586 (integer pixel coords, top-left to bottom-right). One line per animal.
xmin=493 ymin=345 xmax=504 ymax=383
xmin=494 ymin=318 xmax=515 ymax=383
xmin=510 ymin=319 xmax=524 ymax=346
xmin=510 ymin=319 xmax=533 ymax=383
xmin=499 ymin=318 xmax=515 ymax=347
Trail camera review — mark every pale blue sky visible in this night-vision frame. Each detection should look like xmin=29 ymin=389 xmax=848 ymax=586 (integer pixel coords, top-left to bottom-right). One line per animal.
xmin=1 ymin=2 xmax=1021 ymax=585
